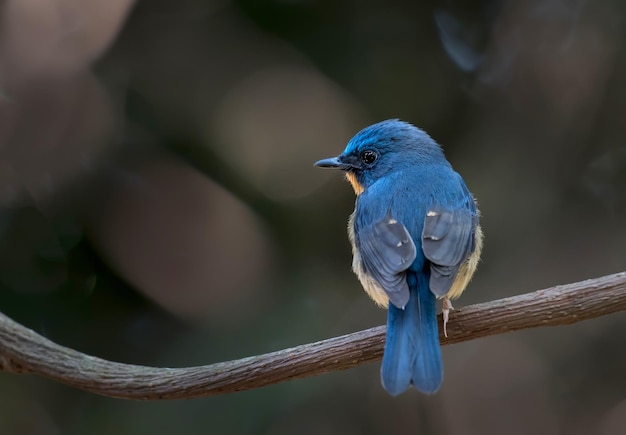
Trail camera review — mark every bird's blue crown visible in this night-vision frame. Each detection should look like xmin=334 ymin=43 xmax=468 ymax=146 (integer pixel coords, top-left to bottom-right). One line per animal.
xmin=343 ymin=119 xmax=444 ymax=160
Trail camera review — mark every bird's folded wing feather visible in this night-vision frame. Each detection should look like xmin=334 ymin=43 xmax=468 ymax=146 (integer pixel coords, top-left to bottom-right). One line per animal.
xmin=422 ymin=205 xmax=478 ymax=297
xmin=357 ymin=214 xmax=417 ymax=308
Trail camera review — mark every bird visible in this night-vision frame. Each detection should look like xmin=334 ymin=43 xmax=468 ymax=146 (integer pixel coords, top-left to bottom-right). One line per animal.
xmin=314 ymin=119 xmax=483 ymax=395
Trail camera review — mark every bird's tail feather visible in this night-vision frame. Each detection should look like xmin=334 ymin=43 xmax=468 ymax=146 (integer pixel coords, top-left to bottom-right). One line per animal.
xmin=381 ymin=271 xmax=443 ymax=395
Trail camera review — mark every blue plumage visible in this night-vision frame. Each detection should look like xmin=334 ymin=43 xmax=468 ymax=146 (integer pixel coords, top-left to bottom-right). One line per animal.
xmin=315 ymin=119 xmax=482 ymax=395
xmin=383 ymin=270 xmax=442 ymax=395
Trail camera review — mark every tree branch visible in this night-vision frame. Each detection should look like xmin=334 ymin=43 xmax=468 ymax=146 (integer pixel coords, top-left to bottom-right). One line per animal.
xmin=0 ymin=271 xmax=624 ymax=400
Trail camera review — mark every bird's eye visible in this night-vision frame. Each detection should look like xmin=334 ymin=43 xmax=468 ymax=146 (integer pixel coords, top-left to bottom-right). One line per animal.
xmin=360 ymin=150 xmax=378 ymax=165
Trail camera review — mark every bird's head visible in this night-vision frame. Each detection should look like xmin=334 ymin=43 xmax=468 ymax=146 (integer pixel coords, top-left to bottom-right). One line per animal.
xmin=315 ymin=119 xmax=446 ymax=195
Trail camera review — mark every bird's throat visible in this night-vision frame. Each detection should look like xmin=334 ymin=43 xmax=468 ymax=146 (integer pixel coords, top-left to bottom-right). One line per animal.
xmin=346 ymin=172 xmax=364 ymax=195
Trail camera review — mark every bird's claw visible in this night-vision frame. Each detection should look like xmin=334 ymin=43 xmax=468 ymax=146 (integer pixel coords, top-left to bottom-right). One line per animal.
xmin=442 ymin=297 xmax=454 ymax=338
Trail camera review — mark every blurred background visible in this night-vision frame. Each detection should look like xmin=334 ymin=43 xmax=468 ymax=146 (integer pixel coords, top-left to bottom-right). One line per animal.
xmin=0 ymin=0 xmax=625 ymax=433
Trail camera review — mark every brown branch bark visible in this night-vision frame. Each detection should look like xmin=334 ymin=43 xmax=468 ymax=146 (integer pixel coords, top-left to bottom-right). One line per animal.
xmin=0 ymin=271 xmax=624 ymax=400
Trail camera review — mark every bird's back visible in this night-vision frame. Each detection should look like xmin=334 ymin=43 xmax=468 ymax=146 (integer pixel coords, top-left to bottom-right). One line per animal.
xmin=354 ymin=163 xmax=466 ymax=249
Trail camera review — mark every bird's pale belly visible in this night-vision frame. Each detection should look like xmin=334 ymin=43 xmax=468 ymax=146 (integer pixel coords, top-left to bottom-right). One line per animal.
xmin=352 ymin=248 xmax=391 ymax=307
xmin=348 ymin=210 xmax=390 ymax=307
xmin=446 ymin=223 xmax=483 ymax=299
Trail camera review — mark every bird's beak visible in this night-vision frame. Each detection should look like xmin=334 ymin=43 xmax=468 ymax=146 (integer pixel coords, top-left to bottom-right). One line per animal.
xmin=314 ymin=156 xmax=352 ymax=170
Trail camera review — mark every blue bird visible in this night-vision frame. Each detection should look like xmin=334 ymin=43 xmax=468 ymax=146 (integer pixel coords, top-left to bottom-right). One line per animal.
xmin=315 ymin=119 xmax=483 ymax=395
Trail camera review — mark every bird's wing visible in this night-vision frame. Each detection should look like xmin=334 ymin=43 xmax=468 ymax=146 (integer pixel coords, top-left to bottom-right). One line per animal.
xmin=357 ymin=213 xmax=417 ymax=308
xmin=422 ymin=204 xmax=478 ymax=297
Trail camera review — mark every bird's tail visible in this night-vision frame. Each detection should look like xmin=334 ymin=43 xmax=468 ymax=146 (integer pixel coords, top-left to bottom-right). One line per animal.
xmin=381 ymin=270 xmax=443 ymax=395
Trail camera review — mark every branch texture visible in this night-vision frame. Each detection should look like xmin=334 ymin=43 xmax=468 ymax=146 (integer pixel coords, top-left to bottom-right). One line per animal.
xmin=0 ymin=271 xmax=625 ymax=400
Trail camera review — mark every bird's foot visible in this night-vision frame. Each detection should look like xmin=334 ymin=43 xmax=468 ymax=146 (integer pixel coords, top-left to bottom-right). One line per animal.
xmin=442 ymin=297 xmax=454 ymax=338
